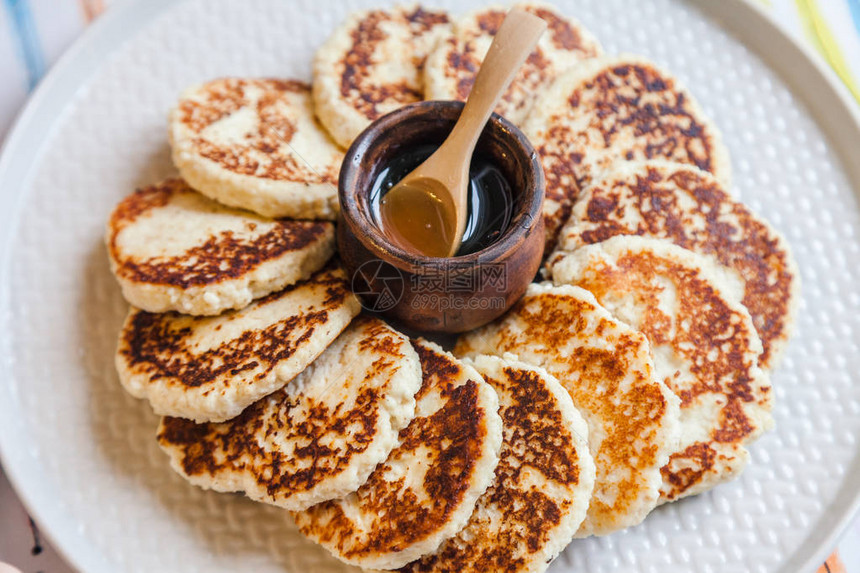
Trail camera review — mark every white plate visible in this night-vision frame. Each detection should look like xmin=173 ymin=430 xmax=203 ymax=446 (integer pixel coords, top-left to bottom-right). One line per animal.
xmin=1 ymin=0 xmax=859 ymax=571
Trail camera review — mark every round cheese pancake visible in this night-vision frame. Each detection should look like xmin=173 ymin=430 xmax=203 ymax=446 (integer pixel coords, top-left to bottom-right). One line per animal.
xmin=156 ymin=316 xmax=422 ymax=511
xmin=550 ymin=237 xmax=773 ymax=502
xmin=313 ymin=6 xmax=451 ymax=148
xmin=169 ymin=78 xmax=343 ymax=220
xmin=106 ymin=178 xmax=335 ymax=316
xmin=553 ymin=160 xmax=799 ymax=369
xmin=523 ymin=54 xmax=731 ymax=250
xmin=424 ymin=2 xmax=601 ymax=125
xmin=293 ymin=339 xmax=503 ymax=570
xmin=395 ymin=355 xmax=595 ymax=573
xmin=116 ymin=265 xmax=360 ymax=423
xmin=456 ymin=283 xmax=679 ymax=537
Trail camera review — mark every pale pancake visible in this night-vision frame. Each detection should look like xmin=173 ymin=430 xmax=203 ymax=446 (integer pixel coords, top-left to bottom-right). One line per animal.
xmin=313 ymin=6 xmax=451 ymax=148
xmin=170 ymin=78 xmax=343 ymax=220
xmin=550 ymin=237 xmax=773 ymax=501
xmin=293 ymin=340 xmax=503 ymax=570
xmin=156 ymin=316 xmax=422 ymax=511
xmin=106 ymin=178 xmax=335 ymax=316
xmin=395 ymin=354 xmax=595 ymax=573
xmin=424 ymin=2 xmax=601 ymax=125
xmin=553 ymin=160 xmax=799 ymax=369
xmin=523 ymin=54 xmax=732 ymax=250
xmin=116 ymin=265 xmax=360 ymax=423
xmin=456 ymin=282 xmax=679 ymax=536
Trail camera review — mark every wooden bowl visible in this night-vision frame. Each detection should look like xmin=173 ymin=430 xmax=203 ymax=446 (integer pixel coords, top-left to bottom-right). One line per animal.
xmin=337 ymin=101 xmax=545 ymax=333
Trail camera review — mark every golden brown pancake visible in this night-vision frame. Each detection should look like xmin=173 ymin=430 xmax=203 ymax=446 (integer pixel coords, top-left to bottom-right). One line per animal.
xmin=106 ymin=178 xmax=335 ymax=315
xmin=170 ymin=78 xmax=343 ymax=219
xmin=523 ymin=54 xmax=731 ymax=251
xmin=424 ymin=2 xmax=601 ymax=124
xmin=115 ymin=264 xmax=360 ymax=423
xmin=456 ymin=282 xmax=680 ymax=536
xmin=395 ymin=354 xmax=595 ymax=573
xmin=156 ymin=316 xmax=422 ymax=511
xmin=293 ymin=340 xmax=502 ymax=570
xmin=313 ymin=6 xmax=451 ymax=148
xmin=550 ymin=237 xmax=773 ymax=502
xmin=552 ymin=160 xmax=799 ymax=369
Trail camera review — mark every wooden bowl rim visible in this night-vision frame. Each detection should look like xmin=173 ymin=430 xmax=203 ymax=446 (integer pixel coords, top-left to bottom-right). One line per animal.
xmin=338 ymin=100 xmax=545 ymax=272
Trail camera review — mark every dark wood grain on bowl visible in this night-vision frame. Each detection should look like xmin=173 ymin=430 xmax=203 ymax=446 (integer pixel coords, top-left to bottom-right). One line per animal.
xmin=338 ymin=101 xmax=545 ymax=333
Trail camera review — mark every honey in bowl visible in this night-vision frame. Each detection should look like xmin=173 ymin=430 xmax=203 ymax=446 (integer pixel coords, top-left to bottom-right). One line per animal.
xmin=370 ymin=144 xmax=514 ymax=257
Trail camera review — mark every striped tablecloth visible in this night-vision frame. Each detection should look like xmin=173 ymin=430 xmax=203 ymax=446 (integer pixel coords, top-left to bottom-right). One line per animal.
xmin=0 ymin=1 xmax=858 ymax=572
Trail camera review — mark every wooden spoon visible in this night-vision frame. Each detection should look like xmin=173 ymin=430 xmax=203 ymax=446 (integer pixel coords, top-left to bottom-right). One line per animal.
xmin=379 ymin=8 xmax=547 ymax=258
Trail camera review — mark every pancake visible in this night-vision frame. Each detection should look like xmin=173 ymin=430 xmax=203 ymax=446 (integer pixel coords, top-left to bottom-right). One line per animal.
xmin=423 ymin=2 xmax=601 ymax=125
xmin=293 ymin=339 xmax=503 ymax=570
xmin=549 ymin=237 xmax=773 ymax=501
xmin=395 ymin=354 xmax=595 ymax=573
xmin=456 ymin=282 xmax=679 ymax=536
xmin=522 ymin=54 xmax=731 ymax=250
xmin=116 ymin=265 xmax=361 ymax=423
xmin=313 ymin=6 xmax=451 ymax=148
xmin=169 ymin=78 xmax=343 ymax=220
xmin=553 ymin=160 xmax=799 ymax=369
xmin=106 ymin=178 xmax=335 ymax=316
xmin=156 ymin=316 xmax=422 ymax=511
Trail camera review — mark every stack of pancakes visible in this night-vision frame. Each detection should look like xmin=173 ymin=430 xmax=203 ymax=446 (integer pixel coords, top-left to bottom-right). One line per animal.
xmin=104 ymin=3 xmax=799 ymax=571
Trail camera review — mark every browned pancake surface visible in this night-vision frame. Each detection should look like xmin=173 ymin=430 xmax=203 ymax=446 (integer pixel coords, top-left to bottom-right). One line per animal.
xmin=121 ymin=273 xmax=347 ymax=389
xmin=175 ymin=78 xmax=338 ymax=184
xmin=556 ymin=161 xmax=798 ymax=368
xmin=156 ymin=316 xmax=421 ymax=510
xmin=456 ymin=283 xmax=678 ymax=534
xmin=116 ymin=265 xmax=360 ymax=422
xmin=397 ymin=356 xmax=593 ymax=572
xmin=551 ymin=239 xmax=772 ymax=501
xmin=314 ymin=6 xmax=450 ymax=148
xmin=426 ymin=3 xmax=600 ymax=124
xmin=340 ymin=7 xmax=449 ymax=122
xmin=524 ymin=55 xmax=730 ymax=249
xmin=294 ymin=340 xmax=502 ymax=570
xmin=107 ymin=178 xmax=331 ymax=289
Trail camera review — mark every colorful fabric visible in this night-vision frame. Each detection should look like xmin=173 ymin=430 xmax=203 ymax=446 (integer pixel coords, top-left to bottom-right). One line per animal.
xmin=0 ymin=0 xmax=106 ymax=134
xmin=763 ymin=0 xmax=860 ymax=103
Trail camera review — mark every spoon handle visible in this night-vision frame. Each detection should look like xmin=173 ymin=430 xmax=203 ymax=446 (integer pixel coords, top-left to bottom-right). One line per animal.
xmin=446 ymin=8 xmax=547 ymax=155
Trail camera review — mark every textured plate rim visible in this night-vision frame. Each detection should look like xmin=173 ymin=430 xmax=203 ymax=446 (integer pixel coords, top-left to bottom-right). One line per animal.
xmin=0 ymin=2 xmax=177 ymax=571
xmin=0 ymin=1 xmax=858 ymax=572
xmin=689 ymin=2 xmax=860 ymax=572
